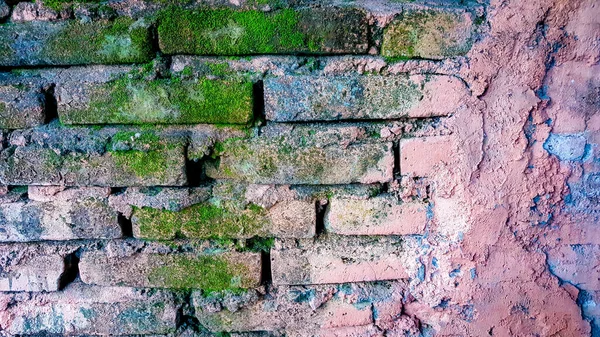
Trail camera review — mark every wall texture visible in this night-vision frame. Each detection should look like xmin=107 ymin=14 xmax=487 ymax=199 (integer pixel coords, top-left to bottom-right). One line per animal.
xmin=0 ymin=0 xmax=598 ymax=336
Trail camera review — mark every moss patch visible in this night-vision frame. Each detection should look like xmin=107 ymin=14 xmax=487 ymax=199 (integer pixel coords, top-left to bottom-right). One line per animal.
xmin=60 ymin=76 xmax=253 ymax=125
xmin=133 ymin=202 xmax=267 ymax=240
xmin=148 ymin=255 xmax=254 ymax=292
xmin=107 ymin=130 xmax=181 ymax=180
xmin=157 ymin=7 xmax=367 ymax=55
xmin=41 ymin=18 xmax=153 ymax=65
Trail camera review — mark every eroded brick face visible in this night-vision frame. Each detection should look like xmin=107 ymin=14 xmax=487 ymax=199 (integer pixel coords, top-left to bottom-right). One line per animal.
xmin=0 ymin=0 xmax=598 ymax=336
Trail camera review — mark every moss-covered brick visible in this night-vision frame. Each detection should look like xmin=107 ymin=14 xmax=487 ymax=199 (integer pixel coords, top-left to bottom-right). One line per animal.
xmin=132 ymin=203 xmax=266 ymax=240
xmin=148 ymin=255 xmax=258 ymax=292
xmin=79 ymin=250 xmax=261 ymax=291
xmin=205 ymin=137 xmax=394 ymax=184
xmin=0 ymin=84 xmax=45 ymax=129
xmin=0 ymin=18 xmax=153 ymax=66
xmin=59 ymin=76 xmax=253 ymax=125
xmin=0 ymin=127 xmax=187 ymax=186
xmin=381 ymin=9 xmax=475 ymax=60
xmin=157 ymin=7 xmax=368 ymax=55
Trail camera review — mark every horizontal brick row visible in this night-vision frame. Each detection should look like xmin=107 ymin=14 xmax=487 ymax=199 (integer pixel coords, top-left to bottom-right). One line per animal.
xmin=0 ymin=5 xmax=478 ymax=66
xmin=0 ymin=235 xmax=423 ymax=291
xmin=0 ymin=67 xmax=469 ymax=128
xmin=0 ymin=184 xmax=435 ymax=243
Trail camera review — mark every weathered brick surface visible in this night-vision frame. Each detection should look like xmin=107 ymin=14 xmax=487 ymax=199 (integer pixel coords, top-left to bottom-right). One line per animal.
xmin=382 ymin=8 xmax=475 ymax=60
xmin=0 ymin=124 xmax=187 ymax=186
xmin=193 ymin=281 xmax=405 ymax=334
xmin=158 ymin=7 xmax=368 ymax=55
xmin=205 ymin=137 xmax=394 ymax=185
xmin=126 ymin=183 xmax=315 ymax=240
xmin=79 ymin=241 xmax=261 ymax=290
xmin=0 ymin=242 xmax=78 ymax=291
xmin=400 ymin=136 xmax=453 ymax=176
xmin=0 ymin=284 xmax=178 ymax=335
xmin=325 ymin=196 xmax=428 ymax=235
xmin=0 ymin=84 xmax=45 ymax=129
xmin=265 ymin=75 xmax=468 ymax=121
xmin=57 ymin=71 xmax=254 ymax=125
xmin=271 ymin=235 xmax=416 ymax=285
xmin=0 ymin=186 xmax=120 ymax=242
xmin=0 ymin=19 xmax=153 ymax=66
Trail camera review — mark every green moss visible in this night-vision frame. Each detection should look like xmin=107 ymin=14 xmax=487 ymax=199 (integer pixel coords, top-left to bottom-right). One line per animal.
xmin=243 ymin=237 xmax=275 ymax=252
xmin=39 ymin=0 xmax=104 ymax=11
xmin=133 ymin=202 xmax=267 ymax=240
xmin=0 ymin=102 xmax=6 ymax=114
xmin=41 ymin=17 xmax=153 ymax=65
xmin=148 ymin=255 xmax=252 ymax=292
xmin=61 ymin=75 xmax=253 ymax=125
xmin=206 ymin=62 xmax=231 ymax=76
xmin=158 ymin=7 xmax=305 ymax=55
xmin=106 ymin=130 xmax=180 ymax=179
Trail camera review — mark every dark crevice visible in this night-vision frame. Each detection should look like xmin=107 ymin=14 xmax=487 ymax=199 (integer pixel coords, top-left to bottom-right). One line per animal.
xmin=57 ymin=249 xmax=81 ymax=291
xmin=110 ymin=187 xmax=126 ymax=195
xmin=260 ymin=250 xmax=272 ymax=286
xmin=253 ymin=80 xmax=265 ymax=124
xmin=118 ymin=213 xmax=133 ymax=238
xmin=175 ymin=291 xmax=205 ymax=333
xmin=42 ymin=83 xmax=58 ymax=124
xmin=315 ymin=199 xmax=328 ymax=236
xmin=393 ymin=141 xmax=401 ymax=177
xmin=184 ymin=146 xmax=203 ymax=187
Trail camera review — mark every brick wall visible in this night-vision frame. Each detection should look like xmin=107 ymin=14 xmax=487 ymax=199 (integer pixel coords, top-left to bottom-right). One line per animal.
xmin=0 ymin=0 xmax=598 ymax=336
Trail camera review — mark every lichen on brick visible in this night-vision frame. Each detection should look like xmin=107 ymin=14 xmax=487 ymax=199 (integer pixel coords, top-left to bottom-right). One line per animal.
xmin=60 ymin=75 xmax=253 ymax=125
xmin=381 ymin=9 xmax=474 ymax=60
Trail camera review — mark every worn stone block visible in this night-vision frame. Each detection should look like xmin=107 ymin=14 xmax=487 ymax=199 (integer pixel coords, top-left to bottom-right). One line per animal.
xmin=193 ymin=287 xmax=373 ymax=333
xmin=0 ymin=284 xmax=177 ymax=335
xmin=129 ymin=182 xmax=315 ymax=240
xmin=0 ymin=84 xmax=45 ymax=129
xmin=264 ymin=75 xmax=468 ymax=121
xmin=205 ymin=137 xmax=394 ymax=185
xmin=57 ymin=75 xmax=254 ymax=125
xmin=0 ymin=186 xmax=120 ymax=242
xmin=0 ymin=125 xmax=187 ymax=186
xmin=79 ymin=243 xmax=261 ymax=291
xmin=158 ymin=7 xmax=368 ymax=55
xmin=325 ymin=196 xmax=428 ymax=236
xmin=381 ymin=9 xmax=475 ymax=60
xmin=0 ymin=242 xmax=77 ymax=291
xmin=272 ymin=235 xmax=416 ymax=285
xmin=0 ymin=18 xmax=153 ymax=66
xmin=400 ymin=136 xmax=453 ymax=177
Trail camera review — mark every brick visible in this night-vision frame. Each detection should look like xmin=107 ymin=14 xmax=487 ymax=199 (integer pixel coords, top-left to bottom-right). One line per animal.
xmin=0 ymin=84 xmax=45 ymax=129
xmin=193 ymin=288 xmax=373 ymax=333
xmin=381 ymin=8 xmax=475 ymax=60
xmin=400 ymin=136 xmax=453 ymax=176
xmin=264 ymin=75 xmax=468 ymax=121
xmin=0 ymin=284 xmax=177 ymax=335
xmin=0 ymin=187 xmax=120 ymax=242
xmin=205 ymin=137 xmax=394 ymax=185
xmin=325 ymin=196 xmax=428 ymax=235
xmin=129 ymin=182 xmax=315 ymax=240
xmin=0 ymin=18 xmax=153 ymax=66
xmin=158 ymin=7 xmax=368 ymax=55
xmin=0 ymin=242 xmax=77 ymax=291
xmin=79 ymin=244 xmax=261 ymax=290
xmin=271 ymin=235 xmax=415 ymax=285
xmin=57 ymin=74 xmax=254 ymax=125
xmin=0 ymin=125 xmax=187 ymax=186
